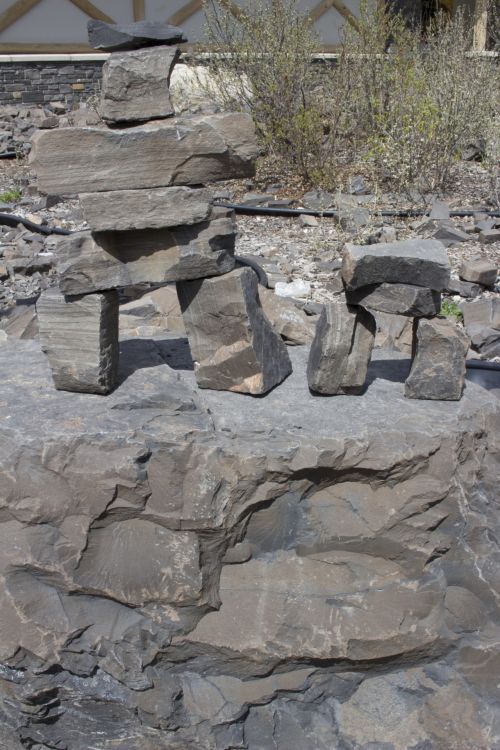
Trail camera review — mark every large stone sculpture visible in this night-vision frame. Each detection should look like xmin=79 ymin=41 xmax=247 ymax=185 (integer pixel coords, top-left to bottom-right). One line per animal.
xmin=31 ymin=23 xmax=291 ymax=396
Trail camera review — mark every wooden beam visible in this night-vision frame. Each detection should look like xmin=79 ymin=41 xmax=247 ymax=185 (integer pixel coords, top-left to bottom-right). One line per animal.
xmin=473 ymin=0 xmax=488 ymax=51
xmin=133 ymin=0 xmax=145 ymax=21
xmin=308 ymin=0 xmax=360 ymax=31
xmin=67 ymin=0 xmax=114 ymax=23
xmin=0 ymin=42 xmax=96 ymax=52
xmin=0 ymin=0 xmax=42 ymax=34
xmin=168 ymin=0 xmax=202 ymax=26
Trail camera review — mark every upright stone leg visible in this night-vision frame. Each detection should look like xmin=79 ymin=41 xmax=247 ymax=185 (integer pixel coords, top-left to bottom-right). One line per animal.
xmin=177 ymin=267 xmax=292 ymax=395
xmin=37 ymin=288 xmax=119 ymax=394
xmin=307 ymin=303 xmax=375 ymax=395
xmin=405 ymin=317 xmax=470 ymax=401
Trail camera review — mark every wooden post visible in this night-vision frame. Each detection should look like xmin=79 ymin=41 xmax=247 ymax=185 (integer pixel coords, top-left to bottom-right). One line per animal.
xmin=308 ymin=0 xmax=360 ymax=31
xmin=473 ymin=0 xmax=488 ymax=51
xmin=67 ymin=0 xmax=114 ymax=23
xmin=0 ymin=0 xmax=42 ymax=34
xmin=133 ymin=0 xmax=145 ymax=22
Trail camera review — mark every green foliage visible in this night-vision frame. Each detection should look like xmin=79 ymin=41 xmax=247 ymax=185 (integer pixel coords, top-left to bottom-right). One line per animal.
xmin=440 ymin=298 xmax=463 ymax=321
xmin=0 ymin=188 xmax=22 ymax=203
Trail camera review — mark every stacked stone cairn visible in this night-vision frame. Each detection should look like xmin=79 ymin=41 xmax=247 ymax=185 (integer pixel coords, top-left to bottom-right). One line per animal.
xmin=31 ymin=20 xmax=291 ymax=396
xmin=308 ymin=238 xmax=471 ymax=400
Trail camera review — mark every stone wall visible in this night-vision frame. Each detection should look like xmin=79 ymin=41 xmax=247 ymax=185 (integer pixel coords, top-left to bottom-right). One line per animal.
xmin=0 ymin=61 xmax=103 ymax=107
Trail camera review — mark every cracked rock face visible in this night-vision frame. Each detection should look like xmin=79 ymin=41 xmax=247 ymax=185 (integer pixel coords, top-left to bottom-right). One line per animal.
xmin=0 ymin=338 xmax=499 ymax=749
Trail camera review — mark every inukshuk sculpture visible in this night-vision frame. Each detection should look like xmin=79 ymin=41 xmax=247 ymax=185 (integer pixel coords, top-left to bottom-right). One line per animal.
xmin=31 ymin=20 xmax=291 ymax=396
xmin=308 ymin=238 xmax=470 ymax=400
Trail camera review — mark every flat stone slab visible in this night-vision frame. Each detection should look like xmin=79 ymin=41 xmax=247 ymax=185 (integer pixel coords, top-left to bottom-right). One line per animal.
xmin=459 ymin=259 xmax=498 ymax=287
xmin=80 ymin=186 xmax=212 ymax=232
xmin=346 ymin=282 xmax=441 ymax=317
xmin=342 ymin=239 xmax=450 ymax=291
xmin=99 ymin=46 xmax=179 ymax=123
xmin=57 ymin=208 xmax=235 ymax=295
xmin=88 ymin=19 xmax=187 ymax=51
xmin=30 ymin=113 xmax=259 ymax=195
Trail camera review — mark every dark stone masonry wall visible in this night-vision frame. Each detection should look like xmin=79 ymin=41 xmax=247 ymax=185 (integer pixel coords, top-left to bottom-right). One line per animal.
xmin=0 ymin=62 xmax=104 ymax=107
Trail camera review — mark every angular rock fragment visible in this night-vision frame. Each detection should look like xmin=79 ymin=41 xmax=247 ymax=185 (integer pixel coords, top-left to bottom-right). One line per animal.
xmin=479 ymin=228 xmax=500 ymax=244
xmin=461 ymin=298 xmax=500 ymax=330
xmin=307 ymin=303 xmax=375 ymax=395
xmin=405 ymin=317 xmax=469 ymax=401
xmin=88 ymin=19 xmax=187 ymax=51
xmin=258 ymin=286 xmax=316 ymax=345
xmin=432 ymin=224 xmax=469 ymax=247
xmin=467 ymin=324 xmax=500 ymax=359
xmin=80 ymin=186 xmax=212 ymax=232
xmin=459 ymin=258 xmax=498 ymax=288
xmin=100 ymin=46 xmax=179 ymax=123
xmin=30 ymin=113 xmax=259 ymax=194
xmin=342 ymin=239 xmax=450 ymax=291
xmin=346 ymin=282 xmax=441 ymax=317
xmin=177 ymin=267 xmax=292 ymax=394
xmin=57 ymin=208 xmax=236 ymax=295
xmin=37 ymin=288 xmax=119 ymax=394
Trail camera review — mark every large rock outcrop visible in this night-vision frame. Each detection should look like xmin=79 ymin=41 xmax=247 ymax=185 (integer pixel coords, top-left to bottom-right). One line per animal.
xmin=0 ymin=337 xmax=499 ymax=749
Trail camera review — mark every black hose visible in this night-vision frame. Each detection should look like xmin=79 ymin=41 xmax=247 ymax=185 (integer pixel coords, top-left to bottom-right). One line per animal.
xmin=0 ymin=212 xmax=71 ymax=236
xmin=215 ymin=202 xmax=500 ymax=219
xmin=0 ymin=151 xmax=16 ymax=160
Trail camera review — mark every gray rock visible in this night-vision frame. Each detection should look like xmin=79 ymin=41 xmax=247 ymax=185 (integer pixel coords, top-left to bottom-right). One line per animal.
xmin=299 ymin=214 xmax=319 ymax=228
xmin=346 ymin=283 xmax=441 ymax=317
xmin=302 ymin=189 xmax=334 ymax=210
xmin=37 ymin=288 xmax=119 ymax=394
xmin=446 ymin=277 xmax=482 ymax=298
xmin=177 ymin=267 xmax=292 ymax=394
xmin=461 ymin=298 xmax=500 ymax=330
xmin=405 ymin=317 xmax=470 ymax=400
xmin=80 ymin=186 xmax=212 ymax=232
xmin=240 ymin=192 xmax=274 ymax=207
xmin=467 ymin=323 xmax=500 ymax=358
xmin=432 ymin=224 xmax=469 ymax=247
xmin=307 ymin=303 xmax=375 ymax=395
xmin=342 ymin=239 xmax=450 ymax=291
xmin=479 ymin=229 xmax=500 ymax=244
xmin=87 ymin=19 xmax=187 ymax=51
xmin=99 ymin=46 xmax=179 ymax=123
xmin=459 ymin=259 xmax=498 ymax=287
xmin=258 ymin=286 xmax=316 ymax=345
xmin=30 ymin=113 xmax=259 ymax=194
xmin=57 ymin=208 xmax=236 ymax=295
xmin=368 ymin=225 xmax=397 ymax=244
xmin=429 ymin=200 xmax=450 ymax=221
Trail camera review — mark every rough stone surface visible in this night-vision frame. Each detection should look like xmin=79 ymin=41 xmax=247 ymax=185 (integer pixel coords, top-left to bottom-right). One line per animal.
xmin=462 ymin=298 xmax=500 ymax=330
xmin=307 ymin=303 xmax=375 ymax=394
xmin=100 ymin=46 xmax=179 ymax=123
xmin=342 ymin=238 xmax=450 ymax=291
xmin=87 ymin=19 xmax=187 ymax=51
xmin=80 ymin=186 xmax=212 ymax=232
xmin=373 ymin=310 xmax=414 ymax=353
xmin=258 ymin=286 xmax=316 ymax=345
xmin=57 ymin=208 xmax=236 ymax=295
xmin=177 ymin=267 xmax=292 ymax=394
xmin=346 ymin=282 xmax=441 ymax=317
xmin=0 ymin=338 xmax=499 ymax=749
xmin=36 ymin=288 xmax=119 ymax=394
xmin=405 ymin=317 xmax=470 ymax=400
xmin=30 ymin=113 xmax=259 ymax=194
xmin=459 ymin=258 xmax=498 ymax=287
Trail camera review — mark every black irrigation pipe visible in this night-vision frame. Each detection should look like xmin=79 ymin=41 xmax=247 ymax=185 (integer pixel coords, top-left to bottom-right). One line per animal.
xmin=1 ymin=210 xmax=499 ymax=373
xmin=0 ymin=151 xmax=17 ymax=160
xmin=215 ymin=202 xmax=500 ymax=219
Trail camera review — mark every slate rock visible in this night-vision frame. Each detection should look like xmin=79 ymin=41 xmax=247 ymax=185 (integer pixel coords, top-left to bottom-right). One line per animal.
xmin=479 ymin=229 xmax=500 ymax=244
xmin=432 ymin=224 xmax=469 ymax=247
xmin=459 ymin=259 xmax=497 ymax=287
xmin=446 ymin=277 xmax=482 ymax=298
xmin=30 ymin=113 xmax=259 ymax=194
xmin=80 ymin=186 xmax=212 ymax=232
xmin=461 ymin=298 xmax=500 ymax=330
xmin=99 ymin=46 xmax=179 ymax=123
xmin=342 ymin=239 xmax=450 ymax=291
xmin=302 ymin=189 xmax=334 ymax=210
xmin=258 ymin=286 xmax=316 ymax=345
xmin=177 ymin=267 xmax=292 ymax=394
xmin=57 ymin=208 xmax=236 ymax=295
xmin=405 ymin=317 xmax=470 ymax=400
xmin=307 ymin=303 xmax=375 ymax=395
xmin=87 ymin=19 xmax=187 ymax=51
xmin=467 ymin=323 xmax=500 ymax=359
xmin=346 ymin=282 xmax=441 ymax=317
xmin=37 ymin=288 xmax=119 ymax=394
xmin=429 ymin=200 xmax=450 ymax=221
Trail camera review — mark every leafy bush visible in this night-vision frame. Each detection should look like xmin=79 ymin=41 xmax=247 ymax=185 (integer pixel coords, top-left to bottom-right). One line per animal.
xmin=201 ymin=0 xmax=500 ymax=195
xmin=0 ymin=188 xmax=22 ymax=203
xmin=441 ymin=299 xmax=463 ymax=321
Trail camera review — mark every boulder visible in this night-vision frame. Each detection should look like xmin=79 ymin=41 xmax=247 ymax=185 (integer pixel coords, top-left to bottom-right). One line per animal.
xmin=307 ymin=303 xmax=375 ymax=395
xmin=342 ymin=239 xmax=450 ymax=291
xmin=80 ymin=186 xmax=212 ymax=232
xmin=405 ymin=317 xmax=470 ymax=400
xmin=467 ymin=324 xmax=500 ymax=359
xmin=258 ymin=286 xmax=316 ymax=345
xmin=30 ymin=112 xmax=259 ymax=195
xmin=461 ymin=298 xmax=500 ymax=330
xmin=177 ymin=267 xmax=292 ymax=394
xmin=459 ymin=259 xmax=498 ymax=288
xmin=87 ymin=19 xmax=187 ymax=51
xmin=57 ymin=208 xmax=236 ymax=295
xmin=99 ymin=46 xmax=179 ymax=123
xmin=479 ymin=229 xmax=500 ymax=244
xmin=346 ymin=282 xmax=441 ymax=317
xmin=37 ymin=288 xmax=119 ymax=394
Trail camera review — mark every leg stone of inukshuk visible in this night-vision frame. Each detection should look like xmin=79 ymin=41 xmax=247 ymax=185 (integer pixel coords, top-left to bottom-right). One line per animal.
xmin=176 ymin=267 xmax=292 ymax=394
xmin=37 ymin=288 xmax=119 ymax=394
xmin=405 ymin=317 xmax=470 ymax=401
xmin=307 ymin=303 xmax=376 ymax=395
